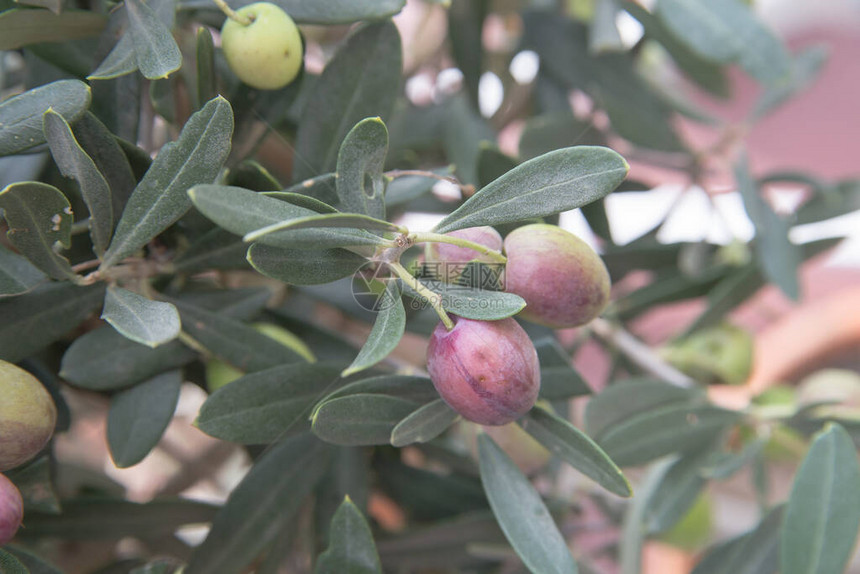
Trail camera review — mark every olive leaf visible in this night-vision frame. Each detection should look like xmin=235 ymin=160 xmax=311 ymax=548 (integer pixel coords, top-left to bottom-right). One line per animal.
xmin=434 ymin=146 xmax=628 ymax=233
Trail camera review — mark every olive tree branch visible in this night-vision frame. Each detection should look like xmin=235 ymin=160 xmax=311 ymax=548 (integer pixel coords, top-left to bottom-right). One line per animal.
xmin=589 ymin=317 xmax=696 ymax=388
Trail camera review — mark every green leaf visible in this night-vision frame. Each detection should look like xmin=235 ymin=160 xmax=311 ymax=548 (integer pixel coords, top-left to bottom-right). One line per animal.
xmin=390 ymin=399 xmax=459 ymax=447
xmin=522 ymin=14 xmax=683 ymax=151
xmin=314 ymin=374 xmax=438 ymax=405
xmin=315 ymin=497 xmax=383 ymax=574
xmin=478 ymin=434 xmax=578 ymax=574
xmin=264 ymin=190 xmax=338 ymax=213
xmin=0 ymin=8 xmax=106 ymax=50
xmin=0 ymin=181 xmax=76 ymax=280
xmin=615 ymin=265 xmax=730 ymax=320
xmin=434 ymin=147 xmax=628 ymax=233
xmin=336 ymin=117 xmax=388 ymax=219
xmin=623 ymin=1 xmax=729 ymax=98
xmin=447 ymin=0 xmax=486 ymax=108
xmin=342 ymin=281 xmax=405 ymax=377
xmin=585 ymin=379 xmax=697 ymax=439
xmin=102 ymin=97 xmax=233 ymax=268
xmin=596 ymin=403 xmax=739 ymax=467
xmin=195 ymin=363 xmax=344 ymax=444
xmin=60 ymin=326 xmax=196 ymax=391
xmin=282 ymin=172 xmax=339 ymax=205
xmin=195 ymin=27 xmax=216 ymax=110
xmin=243 ymin=212 xmax=399 ymax=244
xmin=645 ymin=451 xmax=710 ymax=534
xmin=736 ymin=154 xmax=801 ymax=300
xmin=443 ymin=96 xmax=494 ymax=186
xmin=313 ymin=394 xmax=425 ymax=447
xmin=751 ymin=45 xmax=828 ymax=120
xmin=0 ymin=79 xmax=91 ymax=156
xmin=519 ymin=112 xmax=602 ymax=162
xmin=174 ymin=299 xmax=306 ymax=372
xmin=89 ymin=33 xmax=137 ymax=79
xmin=692 ymin=507 xmax=783 ymax=574
xmin=0 ymin=550 xmax=28 ymax=574
xmin=590 ymin=0 xmax=624 ymax=53
xmin=20 ymin=498 xmax=218 ymax=539
xmin=173 ymin=228 xmax=249 ymax=273
xmin=188 ymin=185 xmax=382 ymax=249
xmin=43 ymin=109 xmax=113 ymax=257
xmin=656 ymin=0 xmax=792 ymax=85
xmin=535 ymin=338 xmax=592 ymax=400
xmin=5 ymin=457 xmax=61 ymax=514
xmin=125 ymin=0 xmax=182 ymax=79
xmin=682 ymin=264 xmax=763 ymax=336
xmin=184 ymin=0 xmax=405 ymax=25
xmin=437 ymin=287 xmax=526 ymax=321
xmin=184 ymin=434 xmax=331 ymax=574
xmin=780 ymin=423 xmax=860 ymax=574
xmin=619 ymin=459 xmax=673 ymax=574
xmin=177 ymin=286 xmax=273 ymax=320
xmin=107 ymin=370 xmax=182 ymax=468
xmin=102 ymin=286 xmax=181 ymax=348
xmin=0 ymin=282 xmax=105 ymax=363
xmin=71 ymin=112 xmax=137 ymax=220
xmin=0 ymin=243 xmax=47 ymax=296
xmin=310 ymin=375 xmax=438 ymax=446
xmin=248 ymin=244 xmax=367 ymax=285
xmin=1 ymin=545 xmax=63 ymax=574
xmin=293 ymin=21 xmax=402 ymax=182
xmin=520 ymin=406 xmax=631 ymax=497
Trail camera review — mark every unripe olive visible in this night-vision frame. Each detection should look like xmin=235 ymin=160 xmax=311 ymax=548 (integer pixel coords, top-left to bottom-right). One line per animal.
xmin=221 ymin=2 xmax=303 ymax=90
xmin=661 ymin=323 xmax=754 ymax=385
xmin=425 ymin=227 xmax=503 ymax=283
xmin=427 ymin=317 xmax=540 ymax=426
xmin=503 ymin=224 xmax=610 ymax=328
xmin=0 ymin=360 xmax=57 ymax=472
xmin=0 ymin=472 xmax=23 ymax=546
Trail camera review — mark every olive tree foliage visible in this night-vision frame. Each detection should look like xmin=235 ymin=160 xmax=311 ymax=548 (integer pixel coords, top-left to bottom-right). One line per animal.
xmin=0 ymin=0 xmax=858 ymax=572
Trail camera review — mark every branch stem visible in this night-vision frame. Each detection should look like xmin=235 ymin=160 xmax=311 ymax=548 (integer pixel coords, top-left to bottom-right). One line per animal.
xmin=212 ymin=0 xmax=252 ymax=25
xmin=411 ymin=232 xmax=507 ymax=264
xmin=389 ymin=262 xmax=454 ymax=330
xmin=590 ymin=318 xmax=696 ymax=388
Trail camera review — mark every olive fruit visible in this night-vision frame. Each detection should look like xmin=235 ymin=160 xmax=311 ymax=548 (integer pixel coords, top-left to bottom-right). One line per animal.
xmin=503 ymin=224 xmax=610 ymax=328
xmin=0 ymin=472 xmax=23 ymax=546
xmin=0 ymin=360 xmax=57 ymax=471
xmin=427 ymin=317 xmax=540 ymax=426
xmin=221 ymin=2 xmax=303 ymax=90
xmin=425 ymin=227 xmax=503 ymax=283
xmin=660 ymin=323 xmax=754 ymax=385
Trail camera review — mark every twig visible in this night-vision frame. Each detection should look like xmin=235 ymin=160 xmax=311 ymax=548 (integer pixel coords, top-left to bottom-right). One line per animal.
xmin=590 ymin=318 xmax=696 ymax=388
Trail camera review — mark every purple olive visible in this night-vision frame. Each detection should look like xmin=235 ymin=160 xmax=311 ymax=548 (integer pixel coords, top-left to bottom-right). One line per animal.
xmin=503 ymin=224 xmax=610 ymax=328
xmin=427 ymin=316 xmax=540 ymax=425
xmin=0 ymin=360 xmax=57 ymax=472
xmin=425 ymin=226 xmax=503 ymax=282
xmin=0 ymin=472 xmax=23 ymax=546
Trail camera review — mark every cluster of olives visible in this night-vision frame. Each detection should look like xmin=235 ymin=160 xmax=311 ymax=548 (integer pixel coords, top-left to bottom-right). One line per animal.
xmin=0 ymin=360 xmax=58 ymax=545
xmin=425 ymin=224 xmax=611 ymax=426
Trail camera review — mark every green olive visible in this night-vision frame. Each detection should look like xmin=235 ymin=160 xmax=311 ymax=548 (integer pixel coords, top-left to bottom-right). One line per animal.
xmin=221 ymin=2 xmax=303 ymax=90
xmin=0 ymin=360 xmax=57 ymax=471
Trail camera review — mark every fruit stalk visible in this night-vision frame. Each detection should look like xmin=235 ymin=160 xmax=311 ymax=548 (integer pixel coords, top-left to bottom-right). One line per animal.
xmin=388 ymin=262 xmax=454 ymax=330
xmin=212 ymin=0 xmax=252 ymax=25
xmin=412 ymin=231 xmax=507 ymax=264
